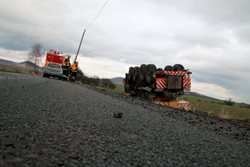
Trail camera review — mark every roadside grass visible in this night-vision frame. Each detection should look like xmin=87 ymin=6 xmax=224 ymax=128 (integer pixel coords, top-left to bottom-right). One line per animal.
xmin=96 ymin=84 xmax=124 ymax=94
xmin=99 ymin=84 xmax=250 ymax=121
xmin=0 ymin=64 xmax=35 ymax=75
xmin=179 ymin=95 xmax=250 ymax=120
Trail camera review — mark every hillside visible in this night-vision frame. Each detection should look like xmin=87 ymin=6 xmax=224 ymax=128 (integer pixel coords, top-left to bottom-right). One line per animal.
xmin=0 ymin=58 xmax=16 ymax=65
xmin=111 ymin=77 xmax=123 ymax=84
xmin=18 ymin=61 xmax=41 ymax=71
xmin=179 ymin=94 xmax=250 ymax=120
xmin=0 ymin=58 xmax=42 ymax=74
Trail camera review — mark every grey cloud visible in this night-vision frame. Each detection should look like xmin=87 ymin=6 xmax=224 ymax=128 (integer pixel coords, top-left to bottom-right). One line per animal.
xmin=1 ymin=0 xmax=250 ymax=102
xmin=163 ymin=0 xmax=250 ymax=26
xmin=0 ymin=30 xmax=34 ymax=50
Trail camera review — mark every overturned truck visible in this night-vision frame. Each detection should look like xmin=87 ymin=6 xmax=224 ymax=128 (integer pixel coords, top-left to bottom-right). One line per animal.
xmin=124 ymin=64 xmax=192 ymax=110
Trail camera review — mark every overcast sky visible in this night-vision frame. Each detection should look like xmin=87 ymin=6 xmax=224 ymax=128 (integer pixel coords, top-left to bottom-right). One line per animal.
xmin=0 ymin=0 xmax=250 ymax=103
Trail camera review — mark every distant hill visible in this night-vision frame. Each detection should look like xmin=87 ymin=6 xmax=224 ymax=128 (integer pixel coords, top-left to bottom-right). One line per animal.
xmin=0 ymin=58 xmax=16 ymax=66
xmin=18 ymin=61 xmax=40 ymax=69
xmin=0 ymin=59 xmax=41 ymax=71
xmin=111 ymin=77 xmax=123 ymax=84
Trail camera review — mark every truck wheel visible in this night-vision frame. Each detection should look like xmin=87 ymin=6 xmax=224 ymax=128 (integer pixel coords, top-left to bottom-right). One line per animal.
xmin=146 ymin=75 xmax=153 ymax=85
xmin=140 ymin=90 xmax=149 ymax=99
xmin=124 ymin=82 xmax=129 ymax=93
xmin=138 ymin=73 xmax=145 ymax=86
xmin=172 ymin=64 xmax=185 ymax=71
xmin=133 ymin=67 xmax=140 ymax=84
xmin=129 ymin=67 xmax=134 ymax=74
xmin=148 ymin=64 xmax=156 ymax=73
xmin=140 ymin=64 xmax=147 ymax=73
xmin=164 ymin=65 xmax=172 ymax=71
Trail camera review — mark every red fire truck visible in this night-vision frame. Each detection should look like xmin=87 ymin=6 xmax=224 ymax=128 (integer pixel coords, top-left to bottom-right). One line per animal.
xmin=45 ymin=50 xmax=66 ymax=66
xmin=43 ymin=50 xmax=70 ymax=79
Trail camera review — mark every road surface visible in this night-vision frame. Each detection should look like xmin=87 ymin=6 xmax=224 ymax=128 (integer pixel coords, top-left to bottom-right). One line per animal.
xmin=0 ymin=72 xmax=249 ymax=167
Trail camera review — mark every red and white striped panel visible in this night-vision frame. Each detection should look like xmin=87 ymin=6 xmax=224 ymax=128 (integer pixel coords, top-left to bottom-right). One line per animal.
xmin=183 ymin=78 xmax=191 ymax=89
xmin=178 ymin=100 xmax=191 ymax=111
xmin=164 ymin=71 xmax=187 ymax=75
xmin=156 ymin=78 xmax=167 ymax=89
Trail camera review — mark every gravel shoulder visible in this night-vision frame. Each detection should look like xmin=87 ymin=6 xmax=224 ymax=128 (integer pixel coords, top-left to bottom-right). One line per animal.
xmin=0 ymin=72 xmax=249 ymax=167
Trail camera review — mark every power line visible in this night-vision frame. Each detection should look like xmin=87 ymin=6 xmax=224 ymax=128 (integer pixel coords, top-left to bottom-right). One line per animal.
xmin=86 ymin=0 xmax=110 ymax=30
xmin=75 ymin=0 xmax=110 ymax=61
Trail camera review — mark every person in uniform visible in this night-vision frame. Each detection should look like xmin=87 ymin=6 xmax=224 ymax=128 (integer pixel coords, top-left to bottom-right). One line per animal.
xmin=71 ymin=61 xmax=78 ymax=80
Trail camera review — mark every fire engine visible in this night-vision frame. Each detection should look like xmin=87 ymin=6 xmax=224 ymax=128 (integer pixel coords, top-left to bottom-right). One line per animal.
xmin=43 ymin=50 xmax=71 ymax=80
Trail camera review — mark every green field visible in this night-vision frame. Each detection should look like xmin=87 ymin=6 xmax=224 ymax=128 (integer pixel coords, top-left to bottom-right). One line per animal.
xmin=179 ymin=95 xmax=250 ymax=120
xmin=96 ymin=84 xmax=124 ymax=94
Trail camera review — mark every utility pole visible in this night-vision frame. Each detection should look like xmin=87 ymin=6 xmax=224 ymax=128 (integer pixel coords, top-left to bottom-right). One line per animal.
xmin=74 ymin=29 xmax=86 ymax=63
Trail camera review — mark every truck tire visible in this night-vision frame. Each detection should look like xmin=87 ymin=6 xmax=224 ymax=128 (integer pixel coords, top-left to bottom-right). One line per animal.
xmin=137 ymin=68 xmax=145 ymax=86
xmin=139 ymin=90 xmax=149 ymax=99
xmin=129 ymin=67 xmax=134 ymax=74
xmin=148 ymin=64 xmax=156 ymax=74
xmin=146 ymin=75 xmax=153 ymax=85
xmin=128 ymin=67 xmax=134 ymax=84
xmin=172 ymin=64 xmax=185 ymax=71
xmin=124 ymin=81 xmax=129 ymax=93
xmin=164 ymin=65 xmax=172 ymax=71
xmin=140 ymin=64 xmax=147 ymax=73
xmin=133 ymin=67 xmax=139 ymax=83
xmin=43 ymin=73 xmax=48 ymax=78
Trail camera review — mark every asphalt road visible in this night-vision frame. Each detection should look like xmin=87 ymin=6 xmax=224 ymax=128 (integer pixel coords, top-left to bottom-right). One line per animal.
xmin=0 ymin=72 xmax=250 ymax=167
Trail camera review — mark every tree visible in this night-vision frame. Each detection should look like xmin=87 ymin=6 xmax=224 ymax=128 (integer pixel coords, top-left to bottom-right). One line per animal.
xmin=101 ymin=79 xmax=116 ymax=89
xmin=28 ymin=43 xmax=44 ymax=66
xmin=224 ymin=98 xmax=234 ymax=106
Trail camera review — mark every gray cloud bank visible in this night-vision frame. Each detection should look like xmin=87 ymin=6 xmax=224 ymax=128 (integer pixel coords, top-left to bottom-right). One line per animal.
xmin=0 ymin=0 xmax=250 ymax=103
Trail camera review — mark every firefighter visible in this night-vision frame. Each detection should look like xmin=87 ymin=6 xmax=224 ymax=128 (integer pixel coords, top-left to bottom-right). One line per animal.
xmin=71 ymin=61 xmax=78 ymax=80
xmin=62 ymin=56 xmax=71 ymax=79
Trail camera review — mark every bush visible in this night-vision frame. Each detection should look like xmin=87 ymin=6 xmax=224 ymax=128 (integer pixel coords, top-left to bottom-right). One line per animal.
xmin=80 ymin=75 xmax=116 ymax=89
xmin=81 ymin=76 xmax=100 ymax=86
xmin=224 ymin=98 xmax=234 ymax=106
xmin=100 ymin=79 xmax=116 ymax=89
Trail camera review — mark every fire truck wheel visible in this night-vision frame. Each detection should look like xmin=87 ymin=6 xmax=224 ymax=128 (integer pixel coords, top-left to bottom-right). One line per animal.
xmin=164 ymin=65 xmax=172 ymax=71
xmin=172 ymin=64 xmax=185 ymax=71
